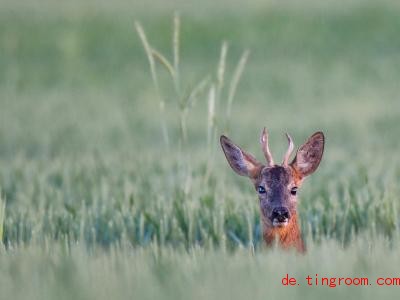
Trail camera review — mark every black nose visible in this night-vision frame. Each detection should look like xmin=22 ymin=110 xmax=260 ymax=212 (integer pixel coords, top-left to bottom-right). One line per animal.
xmin=271 ymin=207 xmax=290 ymax=222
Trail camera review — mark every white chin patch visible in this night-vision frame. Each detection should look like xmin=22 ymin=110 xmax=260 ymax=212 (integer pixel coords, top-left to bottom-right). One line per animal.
xmin=272 ymin=219 xmax=289 ymax=227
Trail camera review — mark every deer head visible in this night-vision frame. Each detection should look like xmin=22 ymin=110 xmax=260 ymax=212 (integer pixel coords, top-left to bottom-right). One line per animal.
xmin=220 ymin=129 xmax=324 ymax=251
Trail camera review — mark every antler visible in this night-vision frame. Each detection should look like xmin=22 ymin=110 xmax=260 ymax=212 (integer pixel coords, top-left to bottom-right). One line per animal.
xmin=282 ymin=133 xmax=294 ymax=166
xmin=260 ymin=127 xmax=274 ymax=167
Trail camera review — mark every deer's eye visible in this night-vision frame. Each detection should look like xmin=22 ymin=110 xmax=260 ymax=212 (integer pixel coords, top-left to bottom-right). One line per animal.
xmin=290 ymin=187 xmax=298 ymax=196
xmin=258 ymin=186 xmax=266 ymax=194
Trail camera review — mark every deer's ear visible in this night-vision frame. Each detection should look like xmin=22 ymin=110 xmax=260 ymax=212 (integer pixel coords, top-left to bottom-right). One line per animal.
xmin=220 ymin=135 xmax=263 ymax=180
xmin=291 ymin=132 xmax=324 ymax=178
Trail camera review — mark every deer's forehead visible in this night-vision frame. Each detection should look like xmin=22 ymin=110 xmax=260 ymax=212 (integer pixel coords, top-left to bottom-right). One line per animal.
xmin=261 ymin=166 xmax=292 ymax=186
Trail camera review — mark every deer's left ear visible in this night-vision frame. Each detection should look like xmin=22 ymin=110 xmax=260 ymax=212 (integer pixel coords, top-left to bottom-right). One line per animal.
xmin=291 ymin=132 xmax=324 ymax=178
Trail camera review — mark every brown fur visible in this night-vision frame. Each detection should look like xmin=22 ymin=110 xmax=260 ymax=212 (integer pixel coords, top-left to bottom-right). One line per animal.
xmin=260 ymin=166 xmax=305 ymax=252
xmin=262 ymin=213 xmax=305 ymax=253
xmin=290 ymin=166 xmax=304 ymax=187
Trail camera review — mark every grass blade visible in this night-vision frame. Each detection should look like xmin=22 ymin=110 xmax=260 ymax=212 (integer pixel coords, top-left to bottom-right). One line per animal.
xmin=0 ymin=195 xmax=5 ymax=245
xmin=226 ymin=49 xmax=250 ymax=131
xmin=135 ymin=21 xmax=170 ymax=148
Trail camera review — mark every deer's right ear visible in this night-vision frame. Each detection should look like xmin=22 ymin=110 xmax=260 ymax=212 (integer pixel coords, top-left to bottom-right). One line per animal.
xmin=290 ymin=131 xmax=324 ymax=178
xmin=220 ymin=135 xmax=263 ymax=180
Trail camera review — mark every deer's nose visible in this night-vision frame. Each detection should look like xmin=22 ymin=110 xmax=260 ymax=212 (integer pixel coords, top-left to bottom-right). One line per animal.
xmin=271 ymin=207 xmax=290 ymax=221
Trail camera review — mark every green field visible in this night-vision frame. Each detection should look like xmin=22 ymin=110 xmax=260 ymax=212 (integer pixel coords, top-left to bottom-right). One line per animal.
xmin=1 ymin=0 xmax=400 ymax=299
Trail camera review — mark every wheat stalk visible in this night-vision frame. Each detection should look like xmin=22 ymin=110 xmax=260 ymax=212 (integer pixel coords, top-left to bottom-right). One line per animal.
xmin=226 ymin=49 xmax=250 ymax=131
xmin=0 ymin=194 xmax=6 ymax=246
xmin=135 ymin=21 xmax=170 ymax=148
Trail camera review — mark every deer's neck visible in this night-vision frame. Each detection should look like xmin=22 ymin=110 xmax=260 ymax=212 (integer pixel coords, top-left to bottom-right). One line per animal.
xmin=263 ymin=213 xmax=305 ymax=252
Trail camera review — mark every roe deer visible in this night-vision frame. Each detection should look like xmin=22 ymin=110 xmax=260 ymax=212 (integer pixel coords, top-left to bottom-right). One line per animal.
xmin=220 ymin=129 xmax=324 ymax=252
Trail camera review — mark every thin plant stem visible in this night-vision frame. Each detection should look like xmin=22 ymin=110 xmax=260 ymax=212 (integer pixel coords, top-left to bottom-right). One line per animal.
xmin=0 ymin=194 xmax=6 ymax=246
xmin=173 ymin=12 xmax=181 ymax=93
xmin=225 ymin=49 xmax=250 ymax=132
xmin=135 ymin=22 xmax=170 ymax=149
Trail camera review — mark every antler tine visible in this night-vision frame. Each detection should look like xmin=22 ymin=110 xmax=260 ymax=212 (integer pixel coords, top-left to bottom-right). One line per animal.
xmin=282 ymin=133 xmax=294 ymax=167
xmin=260 ymin=127 xmax=274 ymax=167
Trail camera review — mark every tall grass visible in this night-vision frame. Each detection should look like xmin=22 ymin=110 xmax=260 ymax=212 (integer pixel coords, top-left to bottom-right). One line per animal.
xmin=134 ymin=15 xmax=248 ymax=148
xmin=1 ymin=1 xmax=400 ymax=299
xmin=135 ymin=14 xmax=249 ymax=190
xmin=0 ymin=4 xmax=399 ymax=252
xmin=0 ymin=194 xmax=5 ymax=247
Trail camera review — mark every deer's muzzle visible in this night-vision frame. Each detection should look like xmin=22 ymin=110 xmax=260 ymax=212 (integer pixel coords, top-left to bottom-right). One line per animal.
xmin=271 ymin=207 xmax=290 ymax=227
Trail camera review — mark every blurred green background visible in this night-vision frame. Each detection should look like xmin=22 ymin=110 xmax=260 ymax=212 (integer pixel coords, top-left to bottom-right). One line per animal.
xmin=1 ymin=0 xmax=400 ymax=299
